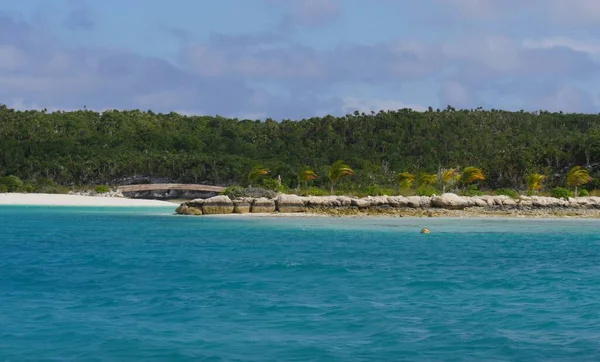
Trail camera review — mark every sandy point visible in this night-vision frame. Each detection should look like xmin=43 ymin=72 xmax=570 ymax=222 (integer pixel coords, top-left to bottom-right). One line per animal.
xmin=0 ymin=193 xmax=178 ymax=207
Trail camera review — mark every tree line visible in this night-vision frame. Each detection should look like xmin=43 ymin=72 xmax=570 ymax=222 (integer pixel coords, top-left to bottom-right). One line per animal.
xmin=0 ymin=105 xmax=599 ymax=194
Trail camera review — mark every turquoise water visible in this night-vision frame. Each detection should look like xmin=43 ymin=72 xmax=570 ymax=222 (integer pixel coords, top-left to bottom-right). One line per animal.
xmin=2 ymin=206 xmax=600 ymax=361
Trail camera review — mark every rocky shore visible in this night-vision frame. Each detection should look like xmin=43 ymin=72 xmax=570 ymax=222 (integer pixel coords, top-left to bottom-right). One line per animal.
xmin=175 ymin=193 xmax=600 ymax=218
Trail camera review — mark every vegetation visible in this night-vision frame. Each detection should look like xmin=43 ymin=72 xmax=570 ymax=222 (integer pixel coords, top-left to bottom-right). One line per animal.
xmin=396 ymin=172 xmax=415 ymax=191
xmin=248 ymin=166 xmax=269 ymax=187
xmin=551 ymin=187 xmax=572 ymax=199
xmin=0 ymin=175 xmax=67 ymax=194
xmin=328 ymin=160 xmax=354 ymax=194
xmin=298 ymin=167 xmax=318 ymax=194
xmin=94 ymin=185 xmax=110 ymax=193
xmin=566 ymin=166 xmax=592 ymax=197
xmin=495 ymin=188 xmax=519 ymax=199
xmin=461 ymin=167 xmax=485 ymax=188
xmin=526 ymin=173 xmax=546 ymax=195
xmin=0 ymin=105 xmax=599 ymax=196
xmin=440 ymin=168 xmax=460 ymax=193
xmin=0 ymin=176 xmax=24 ymax=192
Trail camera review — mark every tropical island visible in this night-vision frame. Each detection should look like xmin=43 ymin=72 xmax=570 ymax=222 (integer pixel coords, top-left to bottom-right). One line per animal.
xmin=0 ymin=104 xmax=599 ymax=215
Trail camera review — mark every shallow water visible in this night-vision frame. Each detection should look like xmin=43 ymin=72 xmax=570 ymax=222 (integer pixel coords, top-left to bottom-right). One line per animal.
xmin=1 ymin=206 xmax=600 ymax=361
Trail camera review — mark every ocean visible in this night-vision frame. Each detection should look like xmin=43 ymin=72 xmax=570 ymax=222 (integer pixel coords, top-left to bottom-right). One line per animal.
xmin=1 ymin=206 xmax=600 ymax=361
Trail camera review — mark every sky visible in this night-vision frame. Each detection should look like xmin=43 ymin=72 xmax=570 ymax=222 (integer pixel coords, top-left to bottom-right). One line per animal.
xmin=2 ymin=0 xmax=600 ymax=119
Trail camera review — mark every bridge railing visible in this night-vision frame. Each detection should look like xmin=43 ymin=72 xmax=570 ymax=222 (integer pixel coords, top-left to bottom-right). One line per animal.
xmin=117 ymin=184 xmax=226 ymax=193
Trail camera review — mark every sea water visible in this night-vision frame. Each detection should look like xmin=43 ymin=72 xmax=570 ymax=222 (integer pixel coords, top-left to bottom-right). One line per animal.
xmin=1 ymin=206 xmax=600 ymax=361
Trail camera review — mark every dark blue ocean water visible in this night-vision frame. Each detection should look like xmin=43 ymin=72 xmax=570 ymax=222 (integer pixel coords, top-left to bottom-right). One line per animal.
xmin=1 ymin=206 xmax=600 ymax=361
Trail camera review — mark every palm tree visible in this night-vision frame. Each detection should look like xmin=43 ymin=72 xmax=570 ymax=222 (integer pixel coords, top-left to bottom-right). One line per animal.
xmin=439 ymin=168 xmax=460 ymax=193
xmin=395 ymin=172 xmax=415 ymax=192
xmin=418 ymin=172 xmax=437 ymax=187
xmin=298 ymin=167 xmax=317 ymax=193
xmin=248 ymin=165 xmax=269 ymax=187
xmin=328 ymin=160 xmax=354 ymax=194
xmin=461 ymin=166 xmax=485 ymax=187
xmin=566 ymin=166 xmax=592 ymax=197
xmin=525 ymin=173 xmax=546 ymax=194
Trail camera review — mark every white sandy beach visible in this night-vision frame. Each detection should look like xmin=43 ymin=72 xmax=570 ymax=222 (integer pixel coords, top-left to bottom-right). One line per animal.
xmin=0 ymin=193 xmax=178 ymax=207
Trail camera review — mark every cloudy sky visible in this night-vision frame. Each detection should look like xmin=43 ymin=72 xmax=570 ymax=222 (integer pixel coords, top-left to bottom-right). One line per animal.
xmin=2 ymin=0 xmax=600 ymax=119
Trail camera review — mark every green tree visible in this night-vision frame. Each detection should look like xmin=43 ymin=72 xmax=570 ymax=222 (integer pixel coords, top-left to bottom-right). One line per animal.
xmin=525 ymin=173 xmax=546 ymax=194
xmin=566 ymin=166 xmax=592 ymax=197
xmin=298 ymin=167 xmax=318 ymax=193
xmin=395 ymin=172 xmax=415 ymax=191
xmin=328 ymin=160 xmax=354 ymax=194
xmin=248 ymin=165 xmax=269 ymax=187
xmin=461 ymin=167 xmax=485 ymax=188
xmin=439 ymin=168 xmax=460 ymax=193
xmin=418 ymin=172 xmax=437 ymax=187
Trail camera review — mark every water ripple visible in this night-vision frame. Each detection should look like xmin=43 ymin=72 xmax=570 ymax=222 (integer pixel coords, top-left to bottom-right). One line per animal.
xmin=1 ymin=207 xmax=600 ymax=360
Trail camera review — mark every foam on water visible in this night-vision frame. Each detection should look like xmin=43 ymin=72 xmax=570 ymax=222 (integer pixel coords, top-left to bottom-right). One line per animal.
xmin=1 ymin=206 xmax=600 ymax=361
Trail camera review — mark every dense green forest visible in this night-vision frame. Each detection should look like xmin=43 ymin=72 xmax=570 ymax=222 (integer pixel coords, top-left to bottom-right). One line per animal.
xmin=1 ymin=104 xmax=599 ymax=194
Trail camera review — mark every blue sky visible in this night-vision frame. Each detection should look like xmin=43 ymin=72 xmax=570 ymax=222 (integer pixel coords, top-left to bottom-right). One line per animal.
xmin=2 ymin=0 xmax=600 ymax=119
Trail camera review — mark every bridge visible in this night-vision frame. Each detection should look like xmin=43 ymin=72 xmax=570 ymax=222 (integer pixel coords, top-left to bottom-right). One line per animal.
xmin=118 ymin=183 xmax=226 ymax=193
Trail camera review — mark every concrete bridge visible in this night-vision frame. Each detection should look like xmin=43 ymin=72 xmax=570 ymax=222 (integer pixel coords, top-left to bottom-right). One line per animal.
xmin=118 ymin=183 xmax=226 ymax=200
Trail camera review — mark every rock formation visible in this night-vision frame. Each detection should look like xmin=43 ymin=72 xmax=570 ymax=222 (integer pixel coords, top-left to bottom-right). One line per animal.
xmin=175 ymin=193 xmax=600 ymax=217
xmin=201 ymin=195 xmax=234 ymax=215
xmin=233 ymin=199 xmax=251 ymax=214
xmin=276 ymin=194 xmax=305 ymax=213
xmin=251 ymin=197 xmax=276 ymax=213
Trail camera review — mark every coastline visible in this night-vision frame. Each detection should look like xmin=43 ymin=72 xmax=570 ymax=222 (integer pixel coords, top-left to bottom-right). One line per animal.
xmin=0 ymin=193 xmax=178 ymax=207
xmin=176 ymin=193 xmax=600 ymax=219
xmin=203 ymin=208 xmax=600 ymax=219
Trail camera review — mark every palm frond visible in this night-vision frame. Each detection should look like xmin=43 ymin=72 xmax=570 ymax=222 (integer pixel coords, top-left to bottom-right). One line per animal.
xmin=566 ymin=166 xmax=592 ymax=188
xmin=395 ymin=172 xmax=415 ymax=189
xmin=462 ymin=166 xmax=485 ymax=184
xmin=328 ymin=160 xmax=354 ymax=183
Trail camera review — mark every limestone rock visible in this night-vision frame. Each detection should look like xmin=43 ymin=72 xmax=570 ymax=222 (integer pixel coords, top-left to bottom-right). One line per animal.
xmin=351 ymin=198 xmax=371 ymax=208
xmin=202 ymin=195 xmax=234 ymax=215
xmin=366 ymin=196 xmax=389 ymax=207
xmin=387 ymin=196 xmax=409 ymax=208
xmin=175 ymin=204 xmax=203 ymax=215
xmin=305 ymin=196 xmax=352 ymax=208
xmin=432 ymin=193 xmax=468 ymax=209
xmin=251 ymin=197 xmax=276 ymax=213
xmin=187 ymin=198 xmax=205 ymax=208
xmin=276 ymin=194 xmax=305 ymax=213
xmin=233 ymin=199 xmax=251 ymax=214
xmin=502 ymin=198 xmax=517 ymax=208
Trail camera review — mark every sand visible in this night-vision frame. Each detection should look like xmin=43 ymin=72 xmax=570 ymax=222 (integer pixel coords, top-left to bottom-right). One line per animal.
xmin=0 ymin=193 xmax=178 ymax=207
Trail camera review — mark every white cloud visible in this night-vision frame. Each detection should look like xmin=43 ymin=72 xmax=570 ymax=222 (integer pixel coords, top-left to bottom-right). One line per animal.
xmin=523 ymin=37 xmax=600 ymax=57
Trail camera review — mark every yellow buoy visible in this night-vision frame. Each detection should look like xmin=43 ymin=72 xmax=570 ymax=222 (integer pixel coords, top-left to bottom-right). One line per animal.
xmin=420 ymin=227 xmax=430 ymax=234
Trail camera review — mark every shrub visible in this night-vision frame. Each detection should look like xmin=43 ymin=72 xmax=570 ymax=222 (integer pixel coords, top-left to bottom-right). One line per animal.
xmin=0 ymin=184 xmax=7 ymax=193
xmin=495 ymin=188 xmax=519 ymax=199
xmin=32 ymin=178 xmax=68 ymax=194
xmin=223 ymin=185 xmax=245 ymax=198
xmin=261 ymin=178 xmax=284 ymax=193
xmin=416 ymin=186 xmax=438 ymax=197
xmin=302 ymin=186 xmax=329 ymax=196
xmin=551 ymin=187 xmax=572 ymax=199
xmin=21 ymin=183 xmax=35 ymax=193
xmin=362 ymin=185 xmax=394 ymax=196
xmin=94 ymin=185 xmax=110 ymax=194
xmin=579 ymin=189 xmax=589 ymax=197
xmin=460 ymin=185 xmax=484 ymax=196
xmin=223 ymin=186 xmax=277 ymax=199
xmin=0 ymin=175 xmax=24 ymax=192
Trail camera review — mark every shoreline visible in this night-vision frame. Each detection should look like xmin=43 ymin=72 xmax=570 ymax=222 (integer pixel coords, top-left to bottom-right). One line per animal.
xmin=199 ymin=208 xmax=600 ymax=219
xmin=0 ymin=193 xmax=178 ymax=207
xmin=176 ymin=193 xmax=600 ymax=219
